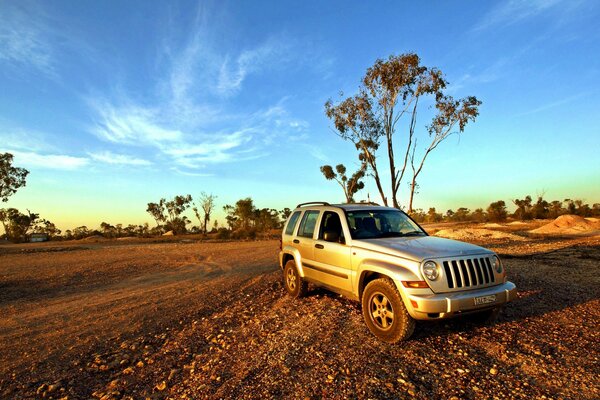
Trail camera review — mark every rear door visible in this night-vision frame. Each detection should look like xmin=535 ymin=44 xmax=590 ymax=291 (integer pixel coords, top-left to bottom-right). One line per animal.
xmin=294 ymin=210 xmax=320 ymax=269
xmin=282 ymin=210 xmax=302 ymax=247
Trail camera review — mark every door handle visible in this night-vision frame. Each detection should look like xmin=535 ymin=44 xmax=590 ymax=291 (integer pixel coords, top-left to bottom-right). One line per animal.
xmin=315 ymin=244 xmax=324 ymax=249
xmin=293 ymin=239 xmax=300 ymax=244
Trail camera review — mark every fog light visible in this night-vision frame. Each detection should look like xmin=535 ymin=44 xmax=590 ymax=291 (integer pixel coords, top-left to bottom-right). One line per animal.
xmin=422 ymin=261 xmax=439 ymax=281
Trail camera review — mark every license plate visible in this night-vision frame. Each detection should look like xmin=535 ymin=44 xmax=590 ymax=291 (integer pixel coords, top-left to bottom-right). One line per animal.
xmin=474 ymin=295 xmax=496 ymax=306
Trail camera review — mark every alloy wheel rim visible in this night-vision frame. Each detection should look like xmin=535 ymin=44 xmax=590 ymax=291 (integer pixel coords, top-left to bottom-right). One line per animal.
xmin=286 ymin=268 xmax=296 ymax=290
xmin=369 ymin=291 xmax=394 ymax=330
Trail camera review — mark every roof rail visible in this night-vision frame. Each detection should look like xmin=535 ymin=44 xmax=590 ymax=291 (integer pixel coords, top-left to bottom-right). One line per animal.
xmin=345 ymin=202 xmax=381 ymax=206
xmin=296 ymin=201 xmax=331 ymax=208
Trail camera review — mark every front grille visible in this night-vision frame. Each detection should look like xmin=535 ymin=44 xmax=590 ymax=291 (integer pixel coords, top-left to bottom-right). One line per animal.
xmin=442 ymin=257 xmax=495 ymax=289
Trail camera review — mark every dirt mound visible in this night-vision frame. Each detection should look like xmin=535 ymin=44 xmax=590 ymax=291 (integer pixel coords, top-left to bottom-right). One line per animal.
xmin=162 ymin=231 xmax=174 ymax=236
xmin=530 ymin=215 xmax=600 ymax=235
xmin=483 ymin=223 xmax=504 ymax=228
xmin=79 ymin=235 xmax=106 ymax=242
xmin=434 ymin=228 xmax=525 ymax=241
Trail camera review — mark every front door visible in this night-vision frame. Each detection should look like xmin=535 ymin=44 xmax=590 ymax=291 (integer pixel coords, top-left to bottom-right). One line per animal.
xmin=311 ymin=211 xmax=353 ymax=293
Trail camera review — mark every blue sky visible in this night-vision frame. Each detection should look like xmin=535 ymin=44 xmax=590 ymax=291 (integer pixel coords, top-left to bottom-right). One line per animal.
xmin=1 ymin=0 xmax=599 ymax=230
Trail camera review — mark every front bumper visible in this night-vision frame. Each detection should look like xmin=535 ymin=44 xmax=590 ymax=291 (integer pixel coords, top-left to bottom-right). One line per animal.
xmin=404 ymin=281 xmax=517 ymax=320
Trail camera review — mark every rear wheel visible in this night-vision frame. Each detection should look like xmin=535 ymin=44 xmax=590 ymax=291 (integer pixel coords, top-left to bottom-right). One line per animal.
xmin=283 ymin=260 xmax=308 ymax=298
xmin=361 ymin=278 xmax=415 ymax=343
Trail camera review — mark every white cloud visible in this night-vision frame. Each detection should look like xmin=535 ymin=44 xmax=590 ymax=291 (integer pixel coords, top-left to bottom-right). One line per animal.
xmin=91 ymin=102 xmax=183 ymax=146
xmin=0 ymin=2 xmax=55 ymax=75
xmin=474 ymin=0 xmax=581 ymax=31
xmin=88 ymin=151 xmax=152 ymax=166
xmin=515 ymin=92 xmax=590 ymax=117
xmin=6 ymin=150 xmax=89 ymax=170
xmin=216 ymin=39 xmax=287 ymax=96
xmin=170 ymin=167 xmax=214 ymax=177
xmin=0 ymin=121 xmax=57 ymax=152
xmin=85 ymin=4 xmax=312 ymax=172
xmin=90 ymin=97 xmax=303 ymax=169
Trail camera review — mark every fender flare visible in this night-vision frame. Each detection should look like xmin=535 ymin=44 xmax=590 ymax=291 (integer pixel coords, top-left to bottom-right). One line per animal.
xmin=280 ymin=246 xmax=305 ymax=277
xmin=356 ymin=259 xmax=421 ymax=299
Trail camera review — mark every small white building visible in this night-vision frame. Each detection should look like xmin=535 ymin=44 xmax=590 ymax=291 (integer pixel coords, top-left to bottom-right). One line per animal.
xmin=30 ymin=233 xmax=49 ymax=242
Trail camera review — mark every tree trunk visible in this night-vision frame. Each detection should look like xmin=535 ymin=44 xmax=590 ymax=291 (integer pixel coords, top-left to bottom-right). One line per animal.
xmin=358 ymin=139 xmax=387 ymax=206
xmin=408 ymin=177 xmax=417 ymax=213
xmin=372 ymin=167 xmax=387 ymax=206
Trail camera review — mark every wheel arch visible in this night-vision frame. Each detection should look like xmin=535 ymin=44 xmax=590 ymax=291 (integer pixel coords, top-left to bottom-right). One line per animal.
xmin=280 ymin=246 xmax=305 ymax=277
xmin=357 ymin=260 xmax=420 ymax=300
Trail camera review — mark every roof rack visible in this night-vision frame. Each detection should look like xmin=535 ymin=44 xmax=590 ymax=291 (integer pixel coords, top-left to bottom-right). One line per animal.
xmin=296 ymin=201 xmax=331 ymax=208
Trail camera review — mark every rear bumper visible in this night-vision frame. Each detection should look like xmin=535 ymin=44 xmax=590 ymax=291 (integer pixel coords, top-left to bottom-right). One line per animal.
xmin=405 ymin=281 xmax=517 ymax=320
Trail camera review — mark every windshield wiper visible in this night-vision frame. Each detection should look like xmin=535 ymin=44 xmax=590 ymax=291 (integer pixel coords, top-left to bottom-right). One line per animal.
xmin=402 ymin=231 xmax=424 ymax=236
xmin=375 ymin=231 xmax=423 ymax=238
xmin=376 ymin=232 xmax=404 ymax=238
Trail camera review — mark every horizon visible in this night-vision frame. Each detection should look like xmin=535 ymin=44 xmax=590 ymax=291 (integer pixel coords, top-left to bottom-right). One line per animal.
xmin=1 ymin=0 xmax=599 ymax=231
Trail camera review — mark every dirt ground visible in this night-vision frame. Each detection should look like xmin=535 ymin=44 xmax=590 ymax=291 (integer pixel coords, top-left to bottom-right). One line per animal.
xmin=1 ymin=225 xmax=599 ymax=399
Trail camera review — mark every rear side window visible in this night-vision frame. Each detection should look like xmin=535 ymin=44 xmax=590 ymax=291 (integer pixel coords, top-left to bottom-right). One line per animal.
xmin=284 ymin=211 xmax=301 ymax=235
xmin=297 ymin=211 xmax=320 ymax=238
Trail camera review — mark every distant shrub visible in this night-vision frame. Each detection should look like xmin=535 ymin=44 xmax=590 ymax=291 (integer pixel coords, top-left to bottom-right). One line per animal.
xmin=231 ymin=228 xmax=257 ymax=240
xmin=487 ymin=200 xmax=508 ymax=222
xmin=216 ymin=228 xmax=231 ymax=240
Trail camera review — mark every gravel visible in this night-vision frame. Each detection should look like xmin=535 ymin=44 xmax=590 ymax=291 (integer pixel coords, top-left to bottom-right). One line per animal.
xmin=1 ymin=236 xmax=599 ymax=399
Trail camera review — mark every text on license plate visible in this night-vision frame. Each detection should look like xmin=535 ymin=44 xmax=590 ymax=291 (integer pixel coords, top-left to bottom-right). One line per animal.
xmin=474 ymin=295 xmax=496 ymax=306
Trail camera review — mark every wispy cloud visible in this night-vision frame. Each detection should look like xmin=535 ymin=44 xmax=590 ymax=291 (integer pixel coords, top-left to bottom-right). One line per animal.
xmin=217 ymin=39 xmax=288 ymax=96
xmin=0 ymin=120 xmax=57 ymax=152
xmin=88 ymin=6 xmax=310 ymax=173
xmin=88 ymin=151 xmax=152 ymax=166
xmin=306 ymin=145 xmax=328 ymax=162
xmin=90 ymin=97 xmax=306 ymax=170
xmin=0 ymin=2 xmax=55 ymax=76
xmin=473 ymin=0 xmax=592 ymax=32
xmin=474 ymin=0 xmax=564 ymax=31
xmin=5 ymin=150 xmax=89 ymax=170
xmin=91 ymin=102 xmax=183 ymax=146
xmin=515 ymin=92 xmax=591 ymax=117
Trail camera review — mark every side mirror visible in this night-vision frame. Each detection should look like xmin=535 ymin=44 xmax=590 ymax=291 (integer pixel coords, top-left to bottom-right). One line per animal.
xmin=323 ymin=230 xmax=340 ymax=243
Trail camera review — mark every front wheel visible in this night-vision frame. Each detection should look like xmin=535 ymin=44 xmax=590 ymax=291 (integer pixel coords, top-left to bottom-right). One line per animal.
xmin=362 ymin=278 xmax=415 ymax=343
xmin=283 ymin=260 xmax=308 ymax=298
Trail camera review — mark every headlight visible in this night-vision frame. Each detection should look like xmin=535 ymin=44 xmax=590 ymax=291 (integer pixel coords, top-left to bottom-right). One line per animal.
xmin=422 ymin=261 xmax=439 ymax=281
xmin=492 ymin=256 xmax=502 ymax=273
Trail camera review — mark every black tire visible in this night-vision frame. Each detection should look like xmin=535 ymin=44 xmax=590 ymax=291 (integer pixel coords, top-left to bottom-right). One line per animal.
xmin=361 ymin=278 xmax=415 ymax=343
xmin=467 ymin=307 xmax=502 ymax=325
xmin=283 ymin=260 xmax=308 ymax=298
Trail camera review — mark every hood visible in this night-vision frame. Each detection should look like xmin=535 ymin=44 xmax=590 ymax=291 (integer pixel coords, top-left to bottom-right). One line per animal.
xmin=353 ymin=235 xmax=492 ymax=261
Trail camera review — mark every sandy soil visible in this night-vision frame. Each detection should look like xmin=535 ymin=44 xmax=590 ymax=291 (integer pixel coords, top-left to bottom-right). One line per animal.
xmin=1 ymin=229 xmax=599 ymax=399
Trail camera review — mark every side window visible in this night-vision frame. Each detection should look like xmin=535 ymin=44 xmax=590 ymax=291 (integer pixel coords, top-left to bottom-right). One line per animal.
xmin=318 ymin=211 xmax=343 ymax=240
xmin=297 ymin=211 xmax=320 ymax=238
xmin=284 ymin=211 xmax=301 ymax=236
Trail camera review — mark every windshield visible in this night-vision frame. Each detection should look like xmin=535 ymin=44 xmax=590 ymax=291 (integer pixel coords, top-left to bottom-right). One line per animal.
xmin=346 ymin=209 xmax=425 ymax=240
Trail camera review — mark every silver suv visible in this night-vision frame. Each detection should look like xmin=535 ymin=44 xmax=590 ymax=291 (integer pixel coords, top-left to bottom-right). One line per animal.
xmin=279 ymin=202 xmax=517 ymax=342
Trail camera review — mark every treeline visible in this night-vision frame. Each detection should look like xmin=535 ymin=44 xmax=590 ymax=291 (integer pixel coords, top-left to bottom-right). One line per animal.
xmin=410 ymin=196 xmax=600 ymax=223
xmin=0 ymin=193 xmax=292 ymax=242
xmin=145 ymin=194 xmax=291 ymax=240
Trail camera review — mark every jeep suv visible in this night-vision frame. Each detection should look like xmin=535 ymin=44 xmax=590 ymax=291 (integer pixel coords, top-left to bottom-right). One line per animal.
xmin=279 ymin=202 xmax=517 ymax=342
